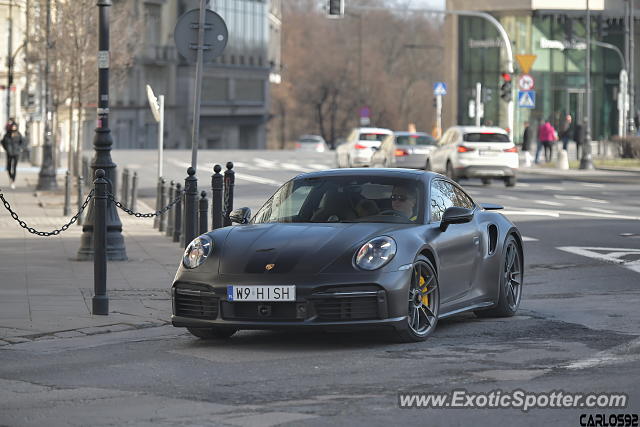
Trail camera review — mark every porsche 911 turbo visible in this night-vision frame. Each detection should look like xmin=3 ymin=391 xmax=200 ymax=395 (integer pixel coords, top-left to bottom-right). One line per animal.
xmin=171 ymin=169 xmax=524 ymax=342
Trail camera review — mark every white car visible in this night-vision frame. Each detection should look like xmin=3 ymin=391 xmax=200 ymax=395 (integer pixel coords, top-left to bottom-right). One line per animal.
xmin=336 ymin=127 xmax=394 ymax=168
xmin=428 ymin=126 xmax=518 ymax=187
xmin=295 ymin=134 xmax=328 ymax=152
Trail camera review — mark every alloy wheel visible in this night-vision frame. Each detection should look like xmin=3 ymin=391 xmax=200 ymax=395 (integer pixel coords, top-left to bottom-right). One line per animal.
xmin=407 ymin=261 xmax=439 ymax=336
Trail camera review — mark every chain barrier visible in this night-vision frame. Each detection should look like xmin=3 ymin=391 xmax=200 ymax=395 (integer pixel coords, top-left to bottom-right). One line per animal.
xmin=109 ymin=189 xmax=185 ymax=218
xmin=0 ymin=188 xmax=94 ymax=237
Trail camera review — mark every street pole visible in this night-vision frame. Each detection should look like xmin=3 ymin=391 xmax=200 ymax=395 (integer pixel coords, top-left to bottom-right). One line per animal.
xmin=158 ymin=95 xmax=164 ymax=179
xmin=629 ymin=0 xmax=636 ymax=134
xmin=6 ymin=0 xmax=12 ymax=124
xmin=581 ymin=0 xmax=594 ymax=169
xmin=36 ymin=0 xmax=57 ymax=190
xmin=475 ymin=82 xmax=482 ymax=127
xmin=190 ymin=0 xmax=206 ymax=172
xmin=436 ymin=94 xmax=442 ymax=135
xmin=77 ymin=0 xmax=127 ymax=261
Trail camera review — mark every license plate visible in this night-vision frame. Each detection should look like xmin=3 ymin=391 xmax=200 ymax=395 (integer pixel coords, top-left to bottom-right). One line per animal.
xmin=479 ymin=150 xmax=499 ymax=156
xmin=227 ymin=285 xmax=296 ymax=302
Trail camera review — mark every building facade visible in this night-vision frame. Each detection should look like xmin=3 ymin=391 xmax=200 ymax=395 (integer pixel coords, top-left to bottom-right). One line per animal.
xmin=108 ymin=0 xmax=281 ymax=151
xmin=443 ymin=0 xmax=639 ymax=142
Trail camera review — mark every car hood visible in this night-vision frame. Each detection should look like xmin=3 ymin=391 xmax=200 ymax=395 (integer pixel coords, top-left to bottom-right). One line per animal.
xmin=218 ymin=222 xmax=409 ymax=275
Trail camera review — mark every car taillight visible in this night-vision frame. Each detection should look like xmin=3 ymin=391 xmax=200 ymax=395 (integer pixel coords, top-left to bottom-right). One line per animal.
xmin=394 ymin=148 xmax=408 ymax=156
xmin=355 ymin=143 xmax=367 ymax=149
xmin=457 ymin=145 xmax=475 ymax=153
xmin=295 ymin=143 xmax=301 ymax=148
xmin=503 ymin=146 xmax=518 ymax=153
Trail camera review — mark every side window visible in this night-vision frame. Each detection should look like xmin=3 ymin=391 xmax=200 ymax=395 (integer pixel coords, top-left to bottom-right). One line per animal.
xmin=430 ymin=180 xmax=457 ymax=222
xmin=452 ymin=185 xmax=475 ymax=209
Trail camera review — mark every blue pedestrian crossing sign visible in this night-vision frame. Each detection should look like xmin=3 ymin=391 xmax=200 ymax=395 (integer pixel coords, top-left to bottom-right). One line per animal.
xmin=433 ymin=82 xmax=447 ymax=96
xmin=518 ymin=90 xmax=535 ymax=108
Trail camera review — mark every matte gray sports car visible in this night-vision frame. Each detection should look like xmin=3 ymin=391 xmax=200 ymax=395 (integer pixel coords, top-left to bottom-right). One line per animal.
xmin=172 ymin=169 xmax=524 ymax=342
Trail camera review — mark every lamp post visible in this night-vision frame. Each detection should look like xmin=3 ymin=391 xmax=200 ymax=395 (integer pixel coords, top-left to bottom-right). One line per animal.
xmin=77 ymin=0 xmax=127 ymax=261
xmin=36 ymin=0 xmax=57 ymax=190
xmin=580 ymin=0 xmax=594 ymax=169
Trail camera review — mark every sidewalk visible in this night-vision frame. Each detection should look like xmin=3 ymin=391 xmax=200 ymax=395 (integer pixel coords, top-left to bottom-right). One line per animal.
xmin=0 ymin=165 xmax=183 ymax=345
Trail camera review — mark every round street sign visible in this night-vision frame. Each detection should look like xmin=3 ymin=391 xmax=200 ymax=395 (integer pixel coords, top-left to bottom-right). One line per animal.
xmin=174 ymin=9 xmax=228 ymax=64
xmin=518 ymin=74 xmax=535 ymax=91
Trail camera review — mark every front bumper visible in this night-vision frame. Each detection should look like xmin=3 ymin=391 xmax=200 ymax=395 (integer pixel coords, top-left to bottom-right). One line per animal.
xmin=171 ymin=270 xmax=412 ymax=331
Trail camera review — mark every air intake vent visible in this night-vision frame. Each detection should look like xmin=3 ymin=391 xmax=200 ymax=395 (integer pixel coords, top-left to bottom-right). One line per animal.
xmin=174 ymin=287 xmax=219 ymax=320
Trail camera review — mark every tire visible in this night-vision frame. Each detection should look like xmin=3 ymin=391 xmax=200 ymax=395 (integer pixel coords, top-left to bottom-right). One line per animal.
xmin=481 ymin=178 xmax=491 ymax=185
xmin=395 ymin=256 xmax=440 ymax=343
xmin=505 ymin=176 xmax=517 ymax=187
xmin=475 ymin=235 xmax=523 ymax=318
xmin=445 ymin=161 xmax=457 ymax=181
xmin=425 ymin=159 xmax=432 ymax=171
xmin=187 ymin=326 xmax=237 ymax=340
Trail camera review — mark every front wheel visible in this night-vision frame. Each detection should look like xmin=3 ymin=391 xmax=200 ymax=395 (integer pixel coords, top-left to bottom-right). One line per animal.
xmin=187 ymin=326 xmax=237 ymax=340
xmin=475 ymin=235 xmax=523 ymax=318
xmin=395 ymin=256 xmax=440 ymax=342
xmin=505 ymin=176 xmax=517 ymax=187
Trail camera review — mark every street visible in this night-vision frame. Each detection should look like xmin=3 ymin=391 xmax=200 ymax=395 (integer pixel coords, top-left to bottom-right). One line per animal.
xmin=1 ymin=149 xmax=639 ymax=426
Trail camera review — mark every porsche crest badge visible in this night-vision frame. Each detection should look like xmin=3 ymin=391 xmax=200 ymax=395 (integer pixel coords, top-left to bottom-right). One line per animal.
xmin=265 ymin=263 xmax=275 ymax=271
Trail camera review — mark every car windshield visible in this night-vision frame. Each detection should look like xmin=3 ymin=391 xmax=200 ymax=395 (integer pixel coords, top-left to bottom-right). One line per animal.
xmin=299 ymin=137 xmax=322 ymax=143
xmin=251 ymin=176 xmax=424 ymax=224
xmin=396 ymin=135 xmax=436 ymax=146
xmin=463 ymin=132 xmax=510 ymax=142
xmin=359 ymin=133 xmax=389 ymax=142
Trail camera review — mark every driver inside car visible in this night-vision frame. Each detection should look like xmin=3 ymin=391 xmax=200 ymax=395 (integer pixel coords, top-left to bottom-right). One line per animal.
xmin=390 ymin=184 xmax=418 ymax=221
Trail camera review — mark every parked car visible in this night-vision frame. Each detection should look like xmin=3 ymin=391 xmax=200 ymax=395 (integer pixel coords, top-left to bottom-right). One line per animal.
xmin=172 ymin=168 xmax=524 ymax=342
xmin=428 ymin=126 xmax=518 ymax=187
xmin=389 ymin=131 xmax=438 ymax=169
xmin=295 ymin=134 xmax=328 ymax=152
xmin=369 ymin=133 xmax=396 ymax=168
xmin=336 ymin=127 xmax=393 ymax=168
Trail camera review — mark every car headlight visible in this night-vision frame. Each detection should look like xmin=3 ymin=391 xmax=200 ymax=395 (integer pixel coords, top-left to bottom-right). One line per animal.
xmin=183 ymin=234 xmax=213 ymax=269
xmin=355 ymin=236 xmax=397 ymax=270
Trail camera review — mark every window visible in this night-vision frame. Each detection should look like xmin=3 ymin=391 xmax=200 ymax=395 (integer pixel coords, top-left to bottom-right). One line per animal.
xmin=359 ymin=133 xmax=390 ymax=142
xmin=430 ymin=180 xmax=457 ymax=222
xmin=203 ymin=77 xmax=229 ymax=102
xmin=235 ymin=79 xmax=264 ymax=101
xmin=463 ymin=133 xmax=510 ymax=142
xmin=396 ymin=135 xmax=436 ymax=146
xmin=452 ymin=185 xmax=475 ymax=210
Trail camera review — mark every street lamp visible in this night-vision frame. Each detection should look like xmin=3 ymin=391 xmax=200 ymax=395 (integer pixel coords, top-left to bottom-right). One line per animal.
xmin=36 ymin=0 xmax=58 ymax=190
xmin=77 ymin=0 xmax=127 ymax=261
xmin=580 ymin=0 xmax=595 ymax=170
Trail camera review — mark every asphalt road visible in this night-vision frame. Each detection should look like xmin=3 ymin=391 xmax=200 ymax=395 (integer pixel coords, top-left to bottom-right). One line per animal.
xmin=1 ymin=149 xmax=639 ymax=426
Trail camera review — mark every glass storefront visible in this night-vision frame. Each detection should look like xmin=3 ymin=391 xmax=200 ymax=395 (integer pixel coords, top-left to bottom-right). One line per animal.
xmin=458 ymin=13 xmax=629 ymax=141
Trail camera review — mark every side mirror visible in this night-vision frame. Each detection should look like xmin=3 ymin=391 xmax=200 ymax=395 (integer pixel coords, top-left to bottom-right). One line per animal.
xmin=229 ymin=207 xmax=251 ymax=224
xmin=440 ymin=206 xmax=473 ymax=232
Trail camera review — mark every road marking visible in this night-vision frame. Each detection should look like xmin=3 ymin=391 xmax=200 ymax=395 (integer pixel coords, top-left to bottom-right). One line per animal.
xmin=565 ymin=337 xmax=640 ymax=370
xmin=515 ymin=182 xmax=530 ymax=187
xmin=534 ymin=200 xmax=564 ymax=206
xmin=581 ymin=182 xmax=605 ymax=188
xmin=502 ymin=207 xmax=640 ymax=220
xmin=522 ymin=236 xmax=539 ymax=242
xmin=554 ymin=194 xmax=608 ymax=204
xmin=543 ymin=185 xmax=564 ymax=191
xmin=497 ymin=195 xmax=518 ymax=200
xmin=502 ymin=209 xmax=560 ymax=217
xmin=583 ymin=207 xmax=617 ymax=214
xmin=280 ymin=163 xmax=315 ymax=173
xmin=557 ymin=246 xmax=640 ymax=274
xmin=254 ymin=158 xmax=279 ymax=168
xmin=234 ymin=173 xmax=281 ymax=187
xmin=308 ymin=163 xmax=332 ymax=170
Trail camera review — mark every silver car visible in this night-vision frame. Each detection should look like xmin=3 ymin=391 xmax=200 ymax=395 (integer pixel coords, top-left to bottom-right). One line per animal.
xmin=392 ymin=132 xmax=437 ymax=169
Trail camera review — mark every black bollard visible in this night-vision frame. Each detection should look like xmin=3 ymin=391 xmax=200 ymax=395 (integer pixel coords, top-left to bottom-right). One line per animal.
xmin=130 ymin=172 xmax=138 ymax=211
xmin=63 ymin=171 xmax=71 ymax=216
xmin=92 ymin=169 xmax=109 ymax=315
xmin=223 ymin=162 xmax=235 ymax=227
xmin=211 ymin=164 xmax=223 ymax=230
xmin=153 ymin=177 xmax=162 ymax=229
xmin=77 ymin=176 xmax=84 ymax=225
xmin=199 ymin=191 xmax=208 ymax=235
xmin=173 ymin=183 xmax=182 ymax=243
xmin=166 ymin=181 xmax=175 ymax=237
xmin=159 ymin=179 xmax=167 ymax=232
xmin=121 ymin=168 xmax=129 ymax=207
xmin=184 ymin=167 xmax=198 ymax=248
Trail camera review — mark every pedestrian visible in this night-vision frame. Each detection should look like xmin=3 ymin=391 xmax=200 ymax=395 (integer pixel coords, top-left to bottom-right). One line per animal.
xmin=522 ymin=121 xmax=533 ymax=166
xmin=1 ymin=123 xmax=24 ymax=189
xmin=537 ymin=119 xmax=556 ymax=163
xmin=573 ymin=120 xmax=585 ymax=161
xmin=560 ymin=114 xmax=573 ymax=151
xmin=4 ymin=117 xmax=16 ymax=134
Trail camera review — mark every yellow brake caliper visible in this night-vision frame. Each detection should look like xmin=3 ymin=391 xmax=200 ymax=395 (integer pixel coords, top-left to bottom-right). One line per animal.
xmin=420 ymin=275 xmax=429 ymax=307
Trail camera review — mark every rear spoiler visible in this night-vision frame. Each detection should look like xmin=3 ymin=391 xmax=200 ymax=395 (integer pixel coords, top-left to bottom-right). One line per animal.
xmin=480 ymin=203 xmax=504 ymax=210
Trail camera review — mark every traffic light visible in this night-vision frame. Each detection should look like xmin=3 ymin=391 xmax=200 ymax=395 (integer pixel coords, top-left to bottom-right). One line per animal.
xmin=500 ymin=73 xmax=512 ymax=102
xmin=327 ymin=0 xmax=344 ymax=18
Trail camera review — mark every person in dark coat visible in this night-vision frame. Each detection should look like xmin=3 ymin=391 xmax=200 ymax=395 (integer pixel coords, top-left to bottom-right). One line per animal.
xmin=1 ymin=123 xmax=24 ymax=189
xmin=573 ymin=121 xmax=584 ymax=161
xmin=560 ymin=114 xmax=573 ymax=151
xmin=522 ymin=121 xmax=532 ymax=152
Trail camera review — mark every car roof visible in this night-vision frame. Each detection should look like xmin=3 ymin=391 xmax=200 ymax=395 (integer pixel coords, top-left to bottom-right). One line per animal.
xmin=356 ymin=127 xmax=393 ymax=134
xmin=294 ymin=168 xmax=437 ymax=180
xmin=448 ymin=126 xmax=508 ymax=134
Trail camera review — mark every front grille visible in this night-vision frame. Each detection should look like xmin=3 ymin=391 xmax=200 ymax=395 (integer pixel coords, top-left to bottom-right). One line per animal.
xmin=313 ymin=294 xmax=381 ymax=321
xmin=220 ymin=301 xmax=305 ymax=321
xmin=174 ymin=288 xmax=219 ymax=320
